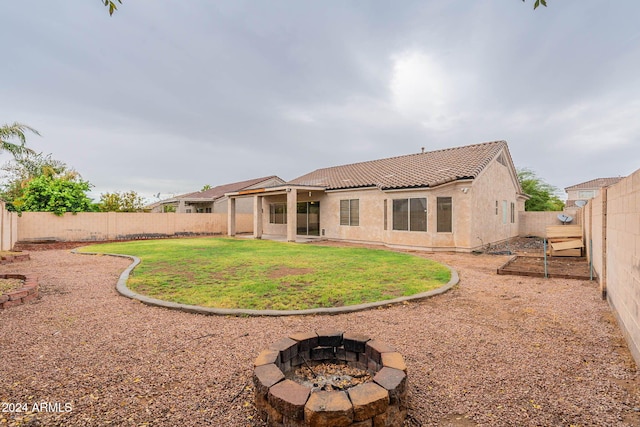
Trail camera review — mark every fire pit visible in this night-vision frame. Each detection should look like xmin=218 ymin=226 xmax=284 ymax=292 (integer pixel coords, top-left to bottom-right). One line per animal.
xmin=253 ymin=331 xmax=407 ymax=426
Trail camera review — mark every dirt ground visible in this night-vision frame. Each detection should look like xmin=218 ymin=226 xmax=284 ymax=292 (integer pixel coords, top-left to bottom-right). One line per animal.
xmin=1 ymin=239 xmax=640 ymax=426
xmin=498 ymin=255 xmax=594 ymax=280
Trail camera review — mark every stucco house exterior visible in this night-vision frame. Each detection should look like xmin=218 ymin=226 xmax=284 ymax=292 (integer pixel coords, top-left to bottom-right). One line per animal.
xmin=148 ymin=176 xmax=285 ymax=214
xmin=227 ymin=140 xmax=527 ymax=252
xmin=564 ymin=177 xmax=624 ymax=208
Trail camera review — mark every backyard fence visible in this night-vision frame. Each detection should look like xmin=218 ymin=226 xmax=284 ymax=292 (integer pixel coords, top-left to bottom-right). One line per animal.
xmin=584 ymin=168 xmax=640 ymax=366
xmin=518 ymin=209 xmax=581 ymax=238
xmin=2 ymin=210 xmax=253 ymax=247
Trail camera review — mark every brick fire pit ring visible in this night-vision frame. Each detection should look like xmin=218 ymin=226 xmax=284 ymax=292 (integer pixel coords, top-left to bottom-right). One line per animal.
xmin=253 ymin=331 xmax=407 ymax=426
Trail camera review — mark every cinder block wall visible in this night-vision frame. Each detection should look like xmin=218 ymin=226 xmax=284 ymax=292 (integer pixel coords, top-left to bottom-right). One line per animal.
xmin=518 ymin=209 xmax=581 ymax=237
xmin=585 ymin=168 xmax=640 ymax=366
xmin=16 ymin=212 xmax=254 ymax=242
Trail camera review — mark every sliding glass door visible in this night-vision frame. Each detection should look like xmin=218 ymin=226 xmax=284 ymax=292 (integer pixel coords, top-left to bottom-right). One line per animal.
xmin=297 ymin=202 xmax=320 ymax=236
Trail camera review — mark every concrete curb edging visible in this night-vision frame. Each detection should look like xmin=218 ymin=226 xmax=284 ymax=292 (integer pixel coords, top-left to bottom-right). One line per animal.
xmin=73 ymin=250 xmax=459 ymax=317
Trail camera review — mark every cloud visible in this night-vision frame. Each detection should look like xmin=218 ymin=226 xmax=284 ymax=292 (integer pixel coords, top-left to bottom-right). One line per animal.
xmin=2 ymin=0 xmax=639 ymax=200
xmin=390 ymin=51 xmax=448 ymax=126
xmin=551 ymin=99 xmax=640 ymax=153
xmin=389 ymin=49 xmax=477 ymax=132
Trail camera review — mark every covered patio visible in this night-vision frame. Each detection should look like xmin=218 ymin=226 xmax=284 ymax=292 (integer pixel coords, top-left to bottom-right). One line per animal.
xmin=226 ymin=185 xmax=326 ymax=242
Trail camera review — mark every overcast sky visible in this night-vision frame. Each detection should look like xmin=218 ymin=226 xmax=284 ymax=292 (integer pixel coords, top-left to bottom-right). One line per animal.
xmin=2 ymin=1 xmax=639 ymax=202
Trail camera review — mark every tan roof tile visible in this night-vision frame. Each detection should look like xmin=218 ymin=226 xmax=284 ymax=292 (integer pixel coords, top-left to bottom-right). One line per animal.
xmin=180 ymin=176 xmax=280 ymax=201
xmin=288 ymin=141 xmax=508 ymax=190
xmin=565 ymin=177 xmax=624 ymax=191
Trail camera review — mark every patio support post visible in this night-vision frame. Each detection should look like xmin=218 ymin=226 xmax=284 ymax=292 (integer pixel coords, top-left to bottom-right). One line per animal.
xmin=228 ymin=196 xmax=236 ymax=237
xmin=253 ymin=195 xmax=263 ymax=239
xmin=286 ymin=188 xmax=297 ymax=242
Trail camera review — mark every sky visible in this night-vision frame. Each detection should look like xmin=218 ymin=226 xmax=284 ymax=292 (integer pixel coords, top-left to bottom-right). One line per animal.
xmin=2 ymin=1 xmax=639 ymax=203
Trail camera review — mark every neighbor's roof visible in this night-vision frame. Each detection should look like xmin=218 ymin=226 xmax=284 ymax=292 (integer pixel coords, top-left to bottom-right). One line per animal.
xmin=288 ymin=140 xmax=511 ymax=190
xmin=179 ymin=176 xmax=282 ymax=201
xmin=565 ymin=177 xmax=623 ymax=191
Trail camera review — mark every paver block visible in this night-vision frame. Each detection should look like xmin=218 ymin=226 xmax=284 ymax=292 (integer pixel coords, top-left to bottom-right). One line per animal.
xmin=335 ymin=347 xmax=361 ymax=363
xmin=316 ymin=330 xmax=343 ymax=347
xmin=1 ymin=299 xmax=23 ymax=309
xmin=289 ymin=331 xmax=319 ymax=351
xmin=304 ymin=390 xmax=354 ymax=426
xmin=256 ymin=392 xmax=283 ymax=423
xmin=255 ymin=349 xmax=281 ymax=367
xmin=311 ymin=346 xmax=335 ymax=361
xmin=8 ymin=290 xmax=28 ymax=301
xmin=356 ymin=353 xmax=369 ymax=371
xmin=373 ymin=367 xmax=407 ymax=403
xmin=268 ymin=379 xmax=311 ymax=421
xmin=269 ymin=337 xmax=299 ymax=363
xmin=347 ymin=382 xmax=389 ymax=421
xmin=291 ymin=351 xmax=312 ymax=367
xmin=380 ymin=352 xmax=406 ymax=373
xmin=254 ymin=363 xmax=285 ymax=396
xmin=368 ymin=359 xmax=380 ymax=374
xmin=373 ymin=404 xmax=407 ymax=427
xmin=365 ymin=340 xmax=395 ymax=364
xmin=343 ymin=333 xmax=370 ymax=353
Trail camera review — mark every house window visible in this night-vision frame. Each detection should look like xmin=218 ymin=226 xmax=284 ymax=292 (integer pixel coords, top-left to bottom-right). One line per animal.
xmin=437 ymin=197 xmax=452 ymax=232
xmin=206 ymin=207 xmax=212 ymax=213
xmin=340 ymin=199 xmax=359 ymax=226
xmin=383 ymin=199 xmax=388 ymax=230
xmin=393 ymin=198 xmax=427 ymax=231
xmin=269 ymin=203 xmax=287 ymax=224
xmin=578 ymin=190 xmax=596 ymax=199
xmin=495 ymin=201 xmax=498 ymax=215
xmin=510 ymin=202 xmax=515 ymax=224
xmin=502 ymin=200 xmax=508 ymax=224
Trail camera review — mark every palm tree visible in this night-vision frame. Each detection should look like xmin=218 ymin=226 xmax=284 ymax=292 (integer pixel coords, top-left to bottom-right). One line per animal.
xmin=0 ymin=122 xmax=38 ymax=158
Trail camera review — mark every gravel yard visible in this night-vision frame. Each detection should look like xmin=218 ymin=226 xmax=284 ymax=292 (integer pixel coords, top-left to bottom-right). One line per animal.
xmin=1 ymin=244 xmax=640 ymax=426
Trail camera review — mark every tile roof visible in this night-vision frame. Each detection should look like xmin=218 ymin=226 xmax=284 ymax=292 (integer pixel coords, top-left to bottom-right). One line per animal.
xmin=288 ymin=141 xmax=510 ymax=190
xmin=179 ymin=176 xmax=280 ymax=201
xmin=565 ymin=177 xmax=624 ymax=191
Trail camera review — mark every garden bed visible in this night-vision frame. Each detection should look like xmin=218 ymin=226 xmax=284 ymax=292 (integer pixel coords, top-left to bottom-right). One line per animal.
xmin=497 ymin=255 xmax=595 ymax=280
xmin=0 ymin=274 xmax=38 ymax=309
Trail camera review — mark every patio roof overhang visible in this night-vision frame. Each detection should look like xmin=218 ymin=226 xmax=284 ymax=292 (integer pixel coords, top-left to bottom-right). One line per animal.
xmin=225 ymin=184 xmax=327 ymax=199
xmin=179 ymin=197 xmax=216 ymax=203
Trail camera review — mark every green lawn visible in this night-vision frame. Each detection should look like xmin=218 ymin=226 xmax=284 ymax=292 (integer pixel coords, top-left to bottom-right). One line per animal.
xmin=79 ymin=238 xmax=451 ymax=310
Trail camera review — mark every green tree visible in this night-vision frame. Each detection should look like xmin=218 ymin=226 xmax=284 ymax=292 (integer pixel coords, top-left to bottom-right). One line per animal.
xmin=99 ymin=190 xmax=146 ymax=212
xmin=201 ymin=184 xmax=212 ymax=191
xmin=0 ymin=152 xmax=73 ymax=212
xmin=518 ymin=168 xmax=564 ymax=211
xmin=523 ymin=0 xmax=547 ymax=10
xmin=18 ymin=175 xmax=94 ymax=216
xmin=0 ymin=122 xmax=38 ymax=158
